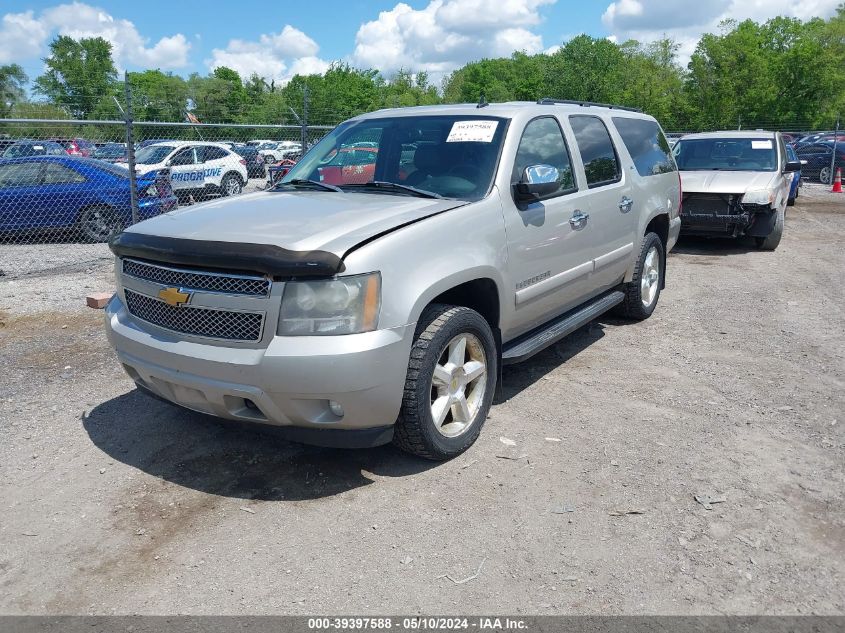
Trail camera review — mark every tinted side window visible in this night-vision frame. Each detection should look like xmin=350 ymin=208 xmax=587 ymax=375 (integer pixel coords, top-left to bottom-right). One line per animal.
xmin=612 ymin=117 xmax=676 ymax=177
xmin=44 ymin=163 xmax=86 ymax=184
xmin=569 ymin=115 xmax=621 ymax=188
xmin=170 ymin=148 xmax=195 ymax=165
xmin=0 ymin=163 xmax=42 ymax=187
xmin=202 ymin=146 xmax=229 ymax=161
xmin=512 ymin=117 xmax=575 ymax=193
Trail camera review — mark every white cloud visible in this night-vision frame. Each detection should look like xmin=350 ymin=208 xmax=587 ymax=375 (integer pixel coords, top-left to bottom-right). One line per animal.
xmin=0 ymin=2 xmax=190 ymax=70
xmin=352 ymin=0 xmax=554 ymax=78
xmin=492 ymin=28 xmax=544 ymax=57
xmin=260 ymin=25 xmax=320 ymax=58
xmin=207 ymin=25 xmax=329 ymax=83
xmin=0 ymin=11 xmax=49 ymax=65
xmin=602 ymin=0 xmax=842 ymax=64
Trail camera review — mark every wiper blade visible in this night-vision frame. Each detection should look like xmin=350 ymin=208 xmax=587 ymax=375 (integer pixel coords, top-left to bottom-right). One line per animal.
xmin=345 ymin=181 xmax=442 ymax=199
xmin=277 ymin=178 xmax=342 ymax=192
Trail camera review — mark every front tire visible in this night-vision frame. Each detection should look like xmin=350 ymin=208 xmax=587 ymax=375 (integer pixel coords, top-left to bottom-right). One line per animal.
xmin=393 ymin=305 xmax=497 ymax=461
xmin=615 ymin=232 xmax=664 ymax=320
xmin=819 ymin=166 xmax=832 ymax=185
xmin=220 ymin=173 xmax=243 ymax=196
xmin=755 ymin=206 xmax=784 ymax=251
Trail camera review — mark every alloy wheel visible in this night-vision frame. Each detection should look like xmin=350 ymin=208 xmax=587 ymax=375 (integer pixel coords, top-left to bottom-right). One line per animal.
xmin=429 ymin=333 xmax=487 ymax=438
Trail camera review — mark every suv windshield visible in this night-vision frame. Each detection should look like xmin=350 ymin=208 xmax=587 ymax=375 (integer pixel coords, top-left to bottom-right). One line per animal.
xmin=135 ymin=145 xmax=175 ymax=165
xmin=673 ymin=137 xmax=777 ymax=172
xmin=280 ymin=115 xmax=508 ymax=201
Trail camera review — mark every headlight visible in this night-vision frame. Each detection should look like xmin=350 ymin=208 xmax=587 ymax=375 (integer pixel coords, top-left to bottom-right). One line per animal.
xmin=742 ymin=189 xmax=775 ymax=205
xmin=142 ymin=184 xmax=158 ymax=197
xmin=278 ymin=272 xmax=381 ymax=336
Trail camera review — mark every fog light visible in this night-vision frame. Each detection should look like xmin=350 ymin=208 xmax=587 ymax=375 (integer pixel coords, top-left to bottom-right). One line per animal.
xmin=328 ymin=400 xmax=344 ymax=418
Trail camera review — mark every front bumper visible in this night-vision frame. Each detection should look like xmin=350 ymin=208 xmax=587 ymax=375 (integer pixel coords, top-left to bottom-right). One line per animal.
xmin=679 ymin=193 xmax=775 ymax=238
xmin=105 ymin=294 xmax=413 ymax=443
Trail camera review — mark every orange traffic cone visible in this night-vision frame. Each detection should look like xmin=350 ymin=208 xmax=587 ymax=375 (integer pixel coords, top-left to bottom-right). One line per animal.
xmin=833 ymin=167 xmax=843 ymax=193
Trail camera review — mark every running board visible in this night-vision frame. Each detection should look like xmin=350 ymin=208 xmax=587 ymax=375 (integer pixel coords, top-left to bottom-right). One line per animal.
xmin=501 ymin=290 xmax=625 ymax=365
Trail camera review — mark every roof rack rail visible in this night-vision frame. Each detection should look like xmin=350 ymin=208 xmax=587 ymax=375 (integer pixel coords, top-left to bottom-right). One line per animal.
xmin=536 ymin=98 xmax=642 ymax=113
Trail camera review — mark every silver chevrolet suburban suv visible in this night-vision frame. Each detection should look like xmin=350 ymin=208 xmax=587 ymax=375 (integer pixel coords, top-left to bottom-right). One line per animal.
xmin=105 ymin=100 xmax=681 ymax=460
xmin=673 ymin=131 xmax=801 ymax=250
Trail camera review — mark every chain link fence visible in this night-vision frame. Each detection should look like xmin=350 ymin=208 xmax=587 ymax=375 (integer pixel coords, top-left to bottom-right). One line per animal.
xmin=0 ymin=105 xmax=841 ymax=279
xmin=0 ymin=116 xmax=333 ymax=279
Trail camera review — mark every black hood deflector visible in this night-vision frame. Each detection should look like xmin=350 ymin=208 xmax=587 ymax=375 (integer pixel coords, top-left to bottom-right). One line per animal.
xmin=109 ymin=232 xmax=344 ymax=278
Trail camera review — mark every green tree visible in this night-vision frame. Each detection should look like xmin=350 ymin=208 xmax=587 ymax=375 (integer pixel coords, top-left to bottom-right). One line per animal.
xmin=187 ymin=66 xmax=249 ymax=123
xmin=283 ymin=64 xmax=381 ymax=125
xmin=442 ymin=57 xmax=517 ymax=103
xmin=0 ymin=102 xmax=76 ymax=138
xmin=544 ymin=35 xmax=626 ymax=103
xmin=0 ymin=64 xmax=28 ymax=117
xmin=685 ymin=12 xmax=845 ymax=129
xmin=127 ymin=70 xmax=189 ymax=121
xmin=618 ymin=39 xmax=689 ymax=129
xmin=34 ymin=36 xmax=118 ymax=119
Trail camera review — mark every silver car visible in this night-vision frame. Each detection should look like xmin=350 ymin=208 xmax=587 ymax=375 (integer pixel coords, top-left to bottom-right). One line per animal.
xmin=104 ymin=100 xmax=681 ymax=460
xmin=673 ymin=131 xmax=802 ymax=250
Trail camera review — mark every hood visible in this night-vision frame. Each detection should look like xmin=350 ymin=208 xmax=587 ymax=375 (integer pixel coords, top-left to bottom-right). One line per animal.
xmin=113 ymin=190 xmax=467 ymax=277
xmin=680 ymin=170 xmax=778 ymax=194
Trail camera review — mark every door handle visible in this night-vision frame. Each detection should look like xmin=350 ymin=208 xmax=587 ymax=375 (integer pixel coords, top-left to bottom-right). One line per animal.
xmin=619 ymin=196 xmax=634 ymax=213
xmin=569 ymin=211 xmax=590 ymax=230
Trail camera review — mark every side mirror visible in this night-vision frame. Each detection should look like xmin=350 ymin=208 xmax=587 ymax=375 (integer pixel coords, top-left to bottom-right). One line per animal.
xmin=514 ymin=164 xmax=560 ymax=203
xmin=784 ymin=160 xmax=802 ymax=173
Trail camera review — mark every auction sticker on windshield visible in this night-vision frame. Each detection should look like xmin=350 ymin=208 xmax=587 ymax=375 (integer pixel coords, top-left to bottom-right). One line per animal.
xmin=751 ymin=140 xmax=773 ymax=149
xmin=447 ymin=120 xmax=498 ymax=143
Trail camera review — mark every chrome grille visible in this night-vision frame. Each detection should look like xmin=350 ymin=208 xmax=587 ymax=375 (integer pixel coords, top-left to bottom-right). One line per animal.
xmin=122 ymin=258 xmax=270 ymax=296
xmin=124 ymin=289 xmax=264 ymax=341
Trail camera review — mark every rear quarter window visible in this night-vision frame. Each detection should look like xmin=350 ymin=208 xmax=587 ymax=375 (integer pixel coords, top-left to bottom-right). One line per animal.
xmin=612 ymin=117 xmax=677 ymax=177
xmin=202 ymin=146 xmax=230 ymax=161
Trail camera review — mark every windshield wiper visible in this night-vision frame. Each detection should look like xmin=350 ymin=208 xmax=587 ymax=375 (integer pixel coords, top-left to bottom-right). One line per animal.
xmin=344 ymin=181 xmax=442 ymax=199
xmin=277 ymin=178 xmax=342 ymax=193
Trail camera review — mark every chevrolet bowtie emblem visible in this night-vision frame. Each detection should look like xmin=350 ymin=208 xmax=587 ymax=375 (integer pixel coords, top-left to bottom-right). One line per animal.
xmin=158 ymin=287 xmax=191 ymax=307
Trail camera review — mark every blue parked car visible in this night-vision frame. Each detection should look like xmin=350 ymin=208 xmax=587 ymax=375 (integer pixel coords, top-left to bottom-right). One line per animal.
xmin=785 ymin=145 xmax=801 ymax=206
xmin=0 ymin=156 xmax=178 ymax=242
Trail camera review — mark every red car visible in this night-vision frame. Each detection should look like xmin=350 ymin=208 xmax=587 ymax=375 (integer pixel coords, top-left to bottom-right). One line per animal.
xmin=50 ymin=137 xmax=96 ymax=157
xmin=318 ymin=147 xmax=378 ymax=185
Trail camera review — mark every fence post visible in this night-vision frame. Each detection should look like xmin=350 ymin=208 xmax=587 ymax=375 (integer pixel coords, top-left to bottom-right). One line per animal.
xmin=123 ymin=71 xmax=139 ymax=226
xmin=301 ymin=85 xmax=309 ymax=154
xmin=830 ymin=116 xmax=840 ymax=186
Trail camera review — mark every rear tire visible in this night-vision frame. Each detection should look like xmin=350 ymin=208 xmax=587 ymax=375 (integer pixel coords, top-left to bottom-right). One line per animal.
xmin=615 ymin=232 xmax=664 ymax=321
xmin=755 ymin=207 xmax=784 ymax=251
xmin=393 ymin=304 xmax=497 ymax=461
xmin=78 ymin=205 xmax=122 ymax=243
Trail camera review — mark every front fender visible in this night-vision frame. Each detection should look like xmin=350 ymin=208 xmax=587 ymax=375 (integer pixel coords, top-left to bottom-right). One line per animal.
xmin=339 ymin=191 xmax=509 ymax=331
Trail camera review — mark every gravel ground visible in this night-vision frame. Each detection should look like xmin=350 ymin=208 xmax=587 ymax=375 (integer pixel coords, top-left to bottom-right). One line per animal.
xmin=0 ymin=184 xmax=843 ymax=615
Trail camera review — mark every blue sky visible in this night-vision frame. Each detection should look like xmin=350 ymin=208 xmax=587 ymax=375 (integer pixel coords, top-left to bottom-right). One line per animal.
xmin=1 ymin=0 xmax=840 ymax=85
